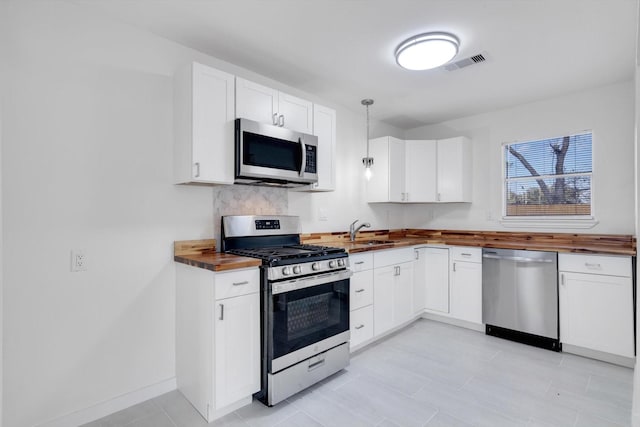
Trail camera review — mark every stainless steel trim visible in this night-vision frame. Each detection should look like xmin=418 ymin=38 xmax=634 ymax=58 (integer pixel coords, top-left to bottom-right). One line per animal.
xmin=482 ymin=254 xmax=554 ymax=263
xmin=235 ymin=118 xmax=318 ymax=185
xmin=222 ymin=215 xmax=301 ymax=237
xmin=271 ymin=330 xmax=350 ymax=373
xmin=267 ymin=342 xmax=349 ymax=405
xmin=272 ymin=269 xmax=353 ymax=295
xmin=299 ymin=137 xmax=307 ymax=178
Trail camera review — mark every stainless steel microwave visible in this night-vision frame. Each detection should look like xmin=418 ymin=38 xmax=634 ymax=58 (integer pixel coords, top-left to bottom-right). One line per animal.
xmin=235 ymin=118 xmax=318 ymax=187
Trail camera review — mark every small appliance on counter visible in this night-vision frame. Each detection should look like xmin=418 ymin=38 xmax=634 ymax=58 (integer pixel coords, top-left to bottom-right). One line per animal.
xmin=234 ymin=118 xmax=318 ymax=187
xmin=222 ymin=215 xmax=351 ymax=406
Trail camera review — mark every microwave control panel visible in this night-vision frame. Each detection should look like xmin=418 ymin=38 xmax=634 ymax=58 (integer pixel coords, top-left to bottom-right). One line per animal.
xmin=305 ymin=145 xmax=317 ymax=174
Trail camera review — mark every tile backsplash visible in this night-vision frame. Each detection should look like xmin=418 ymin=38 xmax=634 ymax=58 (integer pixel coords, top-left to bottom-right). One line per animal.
xmin=213 ymin=185 xmax=288 ymax=245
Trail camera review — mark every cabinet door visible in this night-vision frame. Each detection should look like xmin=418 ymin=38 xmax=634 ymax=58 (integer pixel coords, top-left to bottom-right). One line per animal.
xmin=413 ymin=249 xmax=426 ymax=314
xmin=449 ymin=261 xmax=482 ymax=323
xmin=394 ymin=262 xmax=414 ymax=325
xmin=174 ymin=62 xmax=235 ymax=185
xmin=373 ymin=265 xmax=395 ymax=336
xmin=235 ymin=77 xmax=278 ymax=125
xmin=350 ymin=269 xmax=374 ymax=311
xmin=310 ymin=104 xmax=336 ymax=191
xmin=388 ymin=138 xmax=405 ymax=202
xmin=366 ymin=137 xmax=391 ymax=202
xmin=422 ymin=247 xmax=450 ymax=313
xmin=559 ymin=272 xmax=634 ymax=357
xmin=214 ymin=293 xmax=261 ymax=409
xmin=405 ymin=140 xmax=437 ymax=202
xmin=278 ymin=92 xmax=313 ymax=133
xmin=350 ymin=305 xmax=374 ymax=350
xmin=436 ymin=137 xmax=471 ymax=202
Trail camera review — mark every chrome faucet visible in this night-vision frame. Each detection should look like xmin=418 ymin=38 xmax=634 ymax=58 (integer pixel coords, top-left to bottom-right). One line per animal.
xmin=349 ymin=219 xmax=371 ymax=242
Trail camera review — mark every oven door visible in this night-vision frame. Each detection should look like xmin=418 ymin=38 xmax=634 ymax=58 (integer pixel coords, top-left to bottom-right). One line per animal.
xmin=269 ymin=269 xmax=351 ymax=373
xmin=235 ymin=118 xmax=318 ymax=184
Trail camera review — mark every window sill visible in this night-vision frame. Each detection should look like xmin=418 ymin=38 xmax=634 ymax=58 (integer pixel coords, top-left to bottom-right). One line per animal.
xmin=499 ymin=217 xmax=599 ymax=229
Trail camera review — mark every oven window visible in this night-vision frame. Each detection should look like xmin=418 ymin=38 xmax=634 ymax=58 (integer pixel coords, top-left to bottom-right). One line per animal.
xmin=271 ymin=279 xmax=349 ymax=360
xmin=243 ymin=131 xmax=301 ymax=171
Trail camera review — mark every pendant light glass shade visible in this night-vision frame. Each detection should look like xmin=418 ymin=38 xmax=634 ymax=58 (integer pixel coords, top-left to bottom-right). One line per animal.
xmin=395 ymin=32 xmax=459 ymax=71
xmin=361 ymin=99 xmax=374 ymax=180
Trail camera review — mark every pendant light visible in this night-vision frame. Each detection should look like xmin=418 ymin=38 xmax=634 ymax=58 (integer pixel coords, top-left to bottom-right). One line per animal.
xmin=362 ymin=99 xmax=374 ymax=180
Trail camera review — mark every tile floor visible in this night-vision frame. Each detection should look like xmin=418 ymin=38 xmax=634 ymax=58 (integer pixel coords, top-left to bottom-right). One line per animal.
xmin=83 ymin=320 xmax=634 ymax=427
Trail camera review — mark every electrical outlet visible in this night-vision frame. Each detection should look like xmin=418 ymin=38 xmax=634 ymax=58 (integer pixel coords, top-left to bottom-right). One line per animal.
xmin=71 ymin=249 xmax=87 ymax=272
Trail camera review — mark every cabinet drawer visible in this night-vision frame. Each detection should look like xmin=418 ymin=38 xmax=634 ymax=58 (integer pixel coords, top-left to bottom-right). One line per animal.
xmin=350 ymin=270 xmax=373 ymax=310
xmin=350 ymin=252 xmax=373 ymax=272
xmin=350 ymin=305 xmax=374 ymax=348
xmin=215 ymin=268 xmax=260 ymax=300
xmin=373 ymin=247 xmax=415 ymax=268
xmin=450 ymin=246 xmax=481 ymax=263
xmin=558 ymin=254 xmax=631 ymax=277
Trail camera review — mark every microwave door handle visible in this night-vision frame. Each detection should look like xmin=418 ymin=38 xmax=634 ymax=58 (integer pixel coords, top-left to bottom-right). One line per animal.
xmin=299 ymin=136 xmax=307 ymax=177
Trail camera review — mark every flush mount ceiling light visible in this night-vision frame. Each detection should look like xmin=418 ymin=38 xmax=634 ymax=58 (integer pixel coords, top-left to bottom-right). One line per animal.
xmin=395 ymin=32 xmax=460 ymax=70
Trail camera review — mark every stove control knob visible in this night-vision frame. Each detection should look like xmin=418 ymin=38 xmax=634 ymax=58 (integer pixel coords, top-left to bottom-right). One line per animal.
xmin=328 ymin=260 xmax=337 ymax=268
xmin=337 ymin=259 xmax=346 ymax=267
xmin=312 ymin=262 xmax=321 ymax=271
xmin=282 ymin=267 xmax=292 ymax=276
xmin=293 ymin=265 xmax=302 ymax=274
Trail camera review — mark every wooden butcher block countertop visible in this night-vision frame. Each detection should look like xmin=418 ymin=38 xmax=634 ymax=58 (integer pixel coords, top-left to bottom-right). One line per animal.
xmin=301 ymin=229 xmax=636 ymax=256
xmin=174 ymin=239 xmax=261 ymax=272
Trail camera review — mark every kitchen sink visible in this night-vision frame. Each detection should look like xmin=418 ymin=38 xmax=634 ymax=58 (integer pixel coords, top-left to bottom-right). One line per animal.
xmin=359 ymin=240 xmax=395 ymax=246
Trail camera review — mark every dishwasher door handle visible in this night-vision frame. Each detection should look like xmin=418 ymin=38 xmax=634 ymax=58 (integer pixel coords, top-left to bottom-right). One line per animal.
xmin=482 ymin=254 xmax=554 ymax=263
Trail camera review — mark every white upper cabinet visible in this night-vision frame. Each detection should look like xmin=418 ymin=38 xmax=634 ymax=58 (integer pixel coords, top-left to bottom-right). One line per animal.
xmin=366 ymin=136 xmax=471 ymax=203
xmin=173 ymin=62 xmax=235 ymax=185
xmin=405 ymin=140 xmax=437 ymax=202
xmin=437 ymin=136 xmax=472 ymax=202
xmin=236 ymin=77 xmax=313 ymax=134
xmin=296 ymin=104 xmax=337 ymax=192
xmin=366 ymin=136 xmax=405 ymax=202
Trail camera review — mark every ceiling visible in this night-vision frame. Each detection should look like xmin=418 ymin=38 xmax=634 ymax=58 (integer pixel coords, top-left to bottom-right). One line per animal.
xmin=70 ymin=0 xmax=637 ymax=129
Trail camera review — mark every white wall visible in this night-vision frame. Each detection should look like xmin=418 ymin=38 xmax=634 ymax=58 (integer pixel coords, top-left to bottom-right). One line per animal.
xmin=288 ymin=111 xmax=406 ymax=233
xmin=403 ymin=81 xmax=636 ymax=234
xmin=0 ymin=3 xmax=214 ymax=426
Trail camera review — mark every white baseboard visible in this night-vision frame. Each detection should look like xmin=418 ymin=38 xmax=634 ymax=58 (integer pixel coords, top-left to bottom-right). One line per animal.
xmin=37 ymin=377 xmax=177 ymax=427
xmin=420 ymin=312 xmax=485 ymax=332
xmin=562 ymin=344 xmax=635 ymax=368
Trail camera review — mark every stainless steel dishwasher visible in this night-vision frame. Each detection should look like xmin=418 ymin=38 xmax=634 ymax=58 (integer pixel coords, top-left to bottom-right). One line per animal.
xmin=482 ymin=248 xmax=560 ymax=351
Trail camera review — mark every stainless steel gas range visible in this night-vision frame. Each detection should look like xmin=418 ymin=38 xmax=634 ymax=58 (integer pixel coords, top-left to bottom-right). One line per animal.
xmin=221 ymin=215 xmax=352 ymax=406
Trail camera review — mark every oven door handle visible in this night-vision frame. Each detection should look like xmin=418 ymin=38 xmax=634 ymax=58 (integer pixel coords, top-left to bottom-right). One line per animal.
xmin=271 ymin=269 xmax=353 ymax=295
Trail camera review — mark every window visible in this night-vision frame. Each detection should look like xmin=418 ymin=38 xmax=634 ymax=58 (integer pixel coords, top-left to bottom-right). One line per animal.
xmin=503 ymin=132 xmax=592 ymax=218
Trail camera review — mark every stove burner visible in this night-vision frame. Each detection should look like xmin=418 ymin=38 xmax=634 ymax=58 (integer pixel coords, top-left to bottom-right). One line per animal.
xmin=227 ymin=244 xmax=345 ymax=263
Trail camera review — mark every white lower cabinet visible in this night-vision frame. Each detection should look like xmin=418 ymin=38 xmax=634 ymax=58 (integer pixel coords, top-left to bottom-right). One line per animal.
xmin=449 ymin=247 xmax=482 ymax=324
xmin=372 ymin=248 xmax=415 ymax=336
xmin=176 ymin=264 xmax=260 ymax=421
xmin=558 ymin=253 xmax=634 ymax=359
xmin=419 ymin=247 xmax=450 ymax=314
xmin=349 ymin=252 xmax=374 ymax=350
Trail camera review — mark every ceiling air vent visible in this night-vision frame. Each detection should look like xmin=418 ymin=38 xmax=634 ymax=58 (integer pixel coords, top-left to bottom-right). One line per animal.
xmin=444 ymin=52 xmax=487 ymax=71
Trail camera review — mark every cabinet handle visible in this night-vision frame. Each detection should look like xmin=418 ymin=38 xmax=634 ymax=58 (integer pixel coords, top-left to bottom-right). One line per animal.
xmin=272 ymin=113 xmax=278 ymax=125
xmin=585 ymin=262 xmax=602 ymax=269
xmin=461 ymin=253 xmax=472 ymax=257
xmin=279 ymin=114 xmax=284 ymax=127
xmin=405 ymin=193 xmax=409 ymax=202
xmin=219 ymin=304 xmax=224 ymax=320
xmin=232 ymin=281 xmax=249 ymax=286
xmin=355 ymin=288 xmax=365 ymax=293
xmin=355 ymin=324 xmax=365 ymax=330
xmin=194 ymin=162 xmax=200 ymax=178
xmin=437 ymin=193 xmax=441 ymax=201
xmin=560 ymin=273 xmax=565 ymax=286
xmin=453 ymin=262 xmax=456 ymax=272
xmin=415 ymin=251 xmax=419 ymax=260
xmin=354 ymin=261 xmax=365 ymax=265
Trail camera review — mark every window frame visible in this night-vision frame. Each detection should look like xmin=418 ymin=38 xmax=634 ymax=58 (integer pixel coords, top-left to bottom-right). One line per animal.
xmin=500 ymin=130 xmax=597 ymax=229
